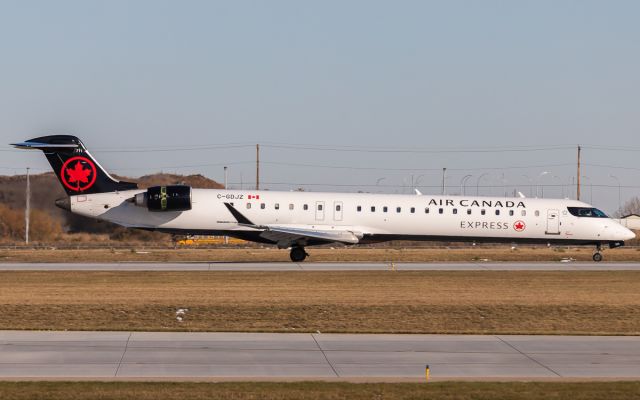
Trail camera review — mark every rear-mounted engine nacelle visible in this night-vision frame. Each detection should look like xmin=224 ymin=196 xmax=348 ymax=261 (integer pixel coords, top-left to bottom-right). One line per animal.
xmin=133 ymin=185 xmax=192 ymax=212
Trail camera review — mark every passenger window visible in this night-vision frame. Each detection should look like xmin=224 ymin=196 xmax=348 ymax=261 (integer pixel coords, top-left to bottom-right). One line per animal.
xmin=509 ymin=210 xmax=514 ymax=216
xmin=246 ymin=203 xmax=251 ymax=209
xmin=289 ymin=204 xmax=294 ymax=210
xmin=495 ymin=210 xmax=500 ymax=216
xmin=425 ymin=207 xmax=430 ymax=214
xmin=396 ymin=207 xmax=401 ymax=213
xmin=453 ymin=208 xmax=457 ymax=214
xmin=275 ymin=203 xmax=280 ymax=210
xmin=535 ymin=210 xmax=540 ymax=217
xmin=521 ymin=210 xmax=526 ymax=217
xmin=336 ymin=205 xmax=341 ymax=211
xmin=357 ymin=206 xmax=362 ymax=212
xmin=303 ymin=204 xmax=308 ymax=211
xmin=481 ymin=209 xmax=486 ymax=215
xmin=260 ymin=203 xmax=266 ymax=209
xmin=383 ymin=206 xmax=388 ymax=213
xmin=439 ymin=208 xmax=443 ymax=214
xmin=318 ymin=204 xmax=323 ymax=211
xmin=410 ymin=207 xmax=415 ymax=213
xmin=467 ymin=209 xmax=472 ymax=215
xmin=371 ymin=206 xmax=376 ymax=212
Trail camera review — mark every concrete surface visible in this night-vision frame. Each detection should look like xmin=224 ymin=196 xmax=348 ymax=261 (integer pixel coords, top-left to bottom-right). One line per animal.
xmin=1 ymin=331 xmax=638 ymax=380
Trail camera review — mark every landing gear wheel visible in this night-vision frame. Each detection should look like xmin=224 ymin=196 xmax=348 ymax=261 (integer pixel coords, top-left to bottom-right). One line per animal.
xmin=290 ymin=247 xmax=308 ymax=262
xmin=593 ymin=252 xmax=603 ymax=262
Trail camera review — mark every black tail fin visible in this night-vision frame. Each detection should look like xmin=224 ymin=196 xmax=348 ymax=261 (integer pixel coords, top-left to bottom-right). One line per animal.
xmin=12 ymin=135 xmax=138 ymax=195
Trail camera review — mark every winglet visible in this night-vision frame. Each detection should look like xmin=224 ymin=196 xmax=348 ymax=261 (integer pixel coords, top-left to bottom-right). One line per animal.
xmin=224 ymin=202 xmax=256 ymax=226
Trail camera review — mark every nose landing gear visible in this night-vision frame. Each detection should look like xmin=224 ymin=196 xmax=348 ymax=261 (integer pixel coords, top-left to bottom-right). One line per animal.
xmin=290 ymin=246 xmax=308 ymax=262
xmin=593 ymin=244 xmax=603 ymax=262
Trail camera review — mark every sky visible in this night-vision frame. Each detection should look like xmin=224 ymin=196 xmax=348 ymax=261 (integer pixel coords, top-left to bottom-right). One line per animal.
xmin=1 ymin=0 xmax=639 ymax=213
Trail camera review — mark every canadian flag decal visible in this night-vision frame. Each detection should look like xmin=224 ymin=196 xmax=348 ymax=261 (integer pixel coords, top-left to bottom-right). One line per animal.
xmin=248 ymin=194 xmax=260 ymax=200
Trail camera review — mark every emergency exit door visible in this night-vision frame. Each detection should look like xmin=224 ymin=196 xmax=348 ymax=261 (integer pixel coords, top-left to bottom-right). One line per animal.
xmin=315 ymin=201 xmax=325 ymax=221
xmin=546 ymin=209 xmax=560 ymax=235
xmin=333 ymin=201 xmax=343 ymax=221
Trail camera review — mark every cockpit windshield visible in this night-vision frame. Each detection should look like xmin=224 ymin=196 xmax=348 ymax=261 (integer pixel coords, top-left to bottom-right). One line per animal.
xmin=567 ymin=207 xmax=608 ymax=218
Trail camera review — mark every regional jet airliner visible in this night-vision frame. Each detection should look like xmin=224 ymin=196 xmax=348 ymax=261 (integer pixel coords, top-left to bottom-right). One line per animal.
xmin=13 ymin=135 xmax=635 ymax=262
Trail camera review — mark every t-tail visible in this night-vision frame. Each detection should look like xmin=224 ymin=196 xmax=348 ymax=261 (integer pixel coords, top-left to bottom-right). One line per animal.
xmin=12 ymin=135 xmax=138 ymax=196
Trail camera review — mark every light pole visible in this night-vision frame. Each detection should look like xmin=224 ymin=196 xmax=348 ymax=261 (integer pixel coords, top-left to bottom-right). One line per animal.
xmin=538 ymin=171 xmax=549 ymax=198
xmin=476 ymin=173 xmax=489 ymax=196
xmin=25 ymin=167 xmax=30 ymax=245
xmin=609 ymin=174 xmax=621 ymax=212
xmin=459 ymin=174 xmax=472 ymax=196
xmin=441 ymin=168 xmax=447 ymax=195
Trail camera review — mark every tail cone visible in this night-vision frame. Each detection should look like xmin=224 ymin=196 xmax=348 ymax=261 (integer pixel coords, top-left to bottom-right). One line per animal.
xmin=55 ymin=197 xmax=71 ymax=211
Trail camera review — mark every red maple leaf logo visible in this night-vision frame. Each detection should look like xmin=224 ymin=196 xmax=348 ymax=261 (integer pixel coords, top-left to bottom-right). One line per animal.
xmin=66 ymin=161 xmax=92 ymax=184
xmin=514 ymin=221 xmax=526 ymax=231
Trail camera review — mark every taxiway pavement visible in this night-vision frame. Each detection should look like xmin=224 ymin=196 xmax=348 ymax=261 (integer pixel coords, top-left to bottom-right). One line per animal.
xmin=0 ymin=331 xmax=638 ymax=380
xmin=0 ymin=262 xmax=639 ymax=271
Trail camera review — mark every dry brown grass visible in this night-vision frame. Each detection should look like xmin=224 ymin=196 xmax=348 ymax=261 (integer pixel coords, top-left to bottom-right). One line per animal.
xmin=1 ymin=271 xmax=638 ymax=334
xmin=2 ymin=381 xmax=640 ymax=400
xmin=1 ymin=246 xmax=640 ymax=263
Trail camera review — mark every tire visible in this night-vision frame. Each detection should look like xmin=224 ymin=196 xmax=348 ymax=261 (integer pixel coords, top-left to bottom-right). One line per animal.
xmin=290 ymin=247 xmax=307 ymax=262
xmin=592 ymin=252 xmax=603 ymax=262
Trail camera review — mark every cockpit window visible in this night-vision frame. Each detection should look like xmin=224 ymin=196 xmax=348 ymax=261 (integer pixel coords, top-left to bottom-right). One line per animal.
xmin=567 ymin=207 xmax=608 ymax=218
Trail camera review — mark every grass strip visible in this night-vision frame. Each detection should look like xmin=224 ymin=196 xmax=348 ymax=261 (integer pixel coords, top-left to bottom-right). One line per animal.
xmin=1 ymin=271 xmax=639 ymax=334
xmin=1 ymin=381 xmax=640 ymax=400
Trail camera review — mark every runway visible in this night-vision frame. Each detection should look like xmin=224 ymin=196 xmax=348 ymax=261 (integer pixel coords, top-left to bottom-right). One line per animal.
xmin=1 ymin=331 xmax=638 ymax=380
xmin=0 ymin=261 xmax=640 ymax=271
xmin=0 ymin=262 xmax=640 ymax=271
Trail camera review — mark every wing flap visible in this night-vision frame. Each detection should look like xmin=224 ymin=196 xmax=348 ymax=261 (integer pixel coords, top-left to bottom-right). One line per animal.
xmin=260 ymin=226 xmax=361 ymax=245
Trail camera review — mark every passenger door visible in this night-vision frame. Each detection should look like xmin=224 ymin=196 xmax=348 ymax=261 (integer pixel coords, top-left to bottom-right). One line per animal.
xmin=546 ymin=209 xmax=560 ymax=235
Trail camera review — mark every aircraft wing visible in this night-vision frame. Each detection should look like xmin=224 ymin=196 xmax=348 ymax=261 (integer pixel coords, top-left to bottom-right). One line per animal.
xmin=223 ymin=203 xmax=362 ymax=247
xmin=258 ymin=225 xmax=361 ymax=245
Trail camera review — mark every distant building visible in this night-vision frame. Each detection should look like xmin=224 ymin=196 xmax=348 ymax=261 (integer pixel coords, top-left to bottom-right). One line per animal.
xmin=616 ymin=214 xmax=640 ymax=230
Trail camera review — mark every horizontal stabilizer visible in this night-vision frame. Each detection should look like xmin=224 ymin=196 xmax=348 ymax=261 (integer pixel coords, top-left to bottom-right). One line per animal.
xmin=12 ymin=141 xmax=78 ymax=150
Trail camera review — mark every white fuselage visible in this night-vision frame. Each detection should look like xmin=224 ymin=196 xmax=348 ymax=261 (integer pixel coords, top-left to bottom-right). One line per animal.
xmin=69 ymin=189 xmax=635 ymax=245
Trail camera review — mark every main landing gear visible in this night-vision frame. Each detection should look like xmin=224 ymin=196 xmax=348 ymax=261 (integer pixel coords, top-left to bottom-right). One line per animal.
xmin=593 ymin=244 xmax=603 ymax=262
xmin=290 ymin=246 xmax=308 ymax=262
